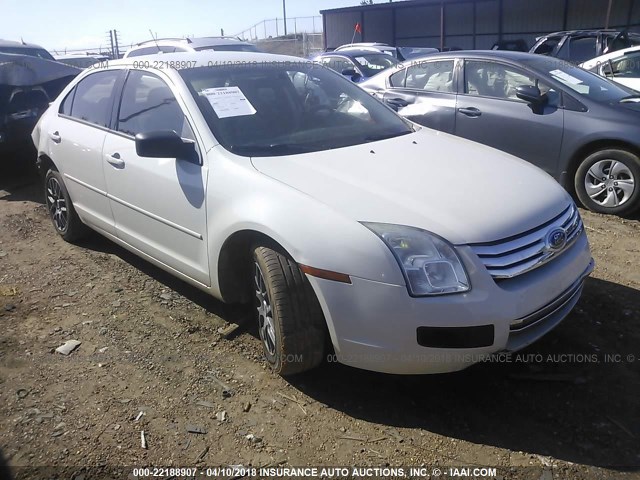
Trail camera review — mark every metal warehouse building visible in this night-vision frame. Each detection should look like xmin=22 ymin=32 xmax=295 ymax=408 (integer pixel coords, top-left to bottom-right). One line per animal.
xmin=321 ymin=0 xmax=640 ymax=50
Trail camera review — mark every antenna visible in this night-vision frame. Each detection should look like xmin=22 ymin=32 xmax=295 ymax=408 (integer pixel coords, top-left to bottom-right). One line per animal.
xmin=149 ymin=29 xmax=160 ymax=50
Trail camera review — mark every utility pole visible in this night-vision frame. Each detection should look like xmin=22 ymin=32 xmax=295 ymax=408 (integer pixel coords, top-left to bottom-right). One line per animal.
xmin=113 ymin=29 xmax=121 ymax=58
xmin=108 ymin=30 xmax=115 ymax=59
xmin=283 ymin=0 xmax=288 ymax=36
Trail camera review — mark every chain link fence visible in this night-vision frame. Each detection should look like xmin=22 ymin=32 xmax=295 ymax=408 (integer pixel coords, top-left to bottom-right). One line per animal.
xmin=235 ymin=17 xmax=324 ymax=58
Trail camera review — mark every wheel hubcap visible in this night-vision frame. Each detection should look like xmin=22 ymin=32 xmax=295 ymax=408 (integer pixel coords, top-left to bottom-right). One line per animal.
xmin=46 ymin=177 xmax=68 ymax=232
xmin=254 ymin=262 xmax=276 ymax=357
xmin=585 ymin=159 xmax=635 ymax=208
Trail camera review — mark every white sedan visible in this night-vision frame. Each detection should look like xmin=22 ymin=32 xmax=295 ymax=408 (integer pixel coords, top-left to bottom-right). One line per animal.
xmin=32 ymin=52 xmax=594 ymax=375
xmin=581 ymin=46 xmax=640 ymax=91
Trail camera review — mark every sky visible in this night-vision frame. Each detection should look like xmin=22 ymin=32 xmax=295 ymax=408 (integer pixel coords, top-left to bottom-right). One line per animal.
xmin=1 ymin=0 xmax=362 ymax=53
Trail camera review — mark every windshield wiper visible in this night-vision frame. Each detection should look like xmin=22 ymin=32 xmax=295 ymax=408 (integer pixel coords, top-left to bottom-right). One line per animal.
xmin=230 ymin=143 xmax=316 ymax=156
xmin=364 ymin=130 xmax=412 ymax=142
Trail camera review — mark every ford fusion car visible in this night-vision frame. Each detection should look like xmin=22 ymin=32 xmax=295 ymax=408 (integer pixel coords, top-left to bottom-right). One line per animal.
xmin=361 ymin=51 xmax=640 ymax=216
xmin=32 ymin=52 xmax=593 ymax=375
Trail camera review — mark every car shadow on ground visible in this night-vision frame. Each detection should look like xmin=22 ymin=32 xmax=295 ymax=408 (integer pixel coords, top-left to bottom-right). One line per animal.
xmin=289 ymin=276 xmax=640 ymax=470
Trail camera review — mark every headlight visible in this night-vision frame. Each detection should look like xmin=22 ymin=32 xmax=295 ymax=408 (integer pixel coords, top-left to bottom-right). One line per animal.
xmin=363 ymin=223 xmax=470 ymax=296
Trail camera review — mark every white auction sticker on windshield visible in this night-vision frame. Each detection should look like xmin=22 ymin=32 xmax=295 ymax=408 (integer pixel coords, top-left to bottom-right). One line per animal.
xmin=200 ymin=87 xmax=256 ymax=118
xmin=550 ymin=69 xmax=582 ymax=85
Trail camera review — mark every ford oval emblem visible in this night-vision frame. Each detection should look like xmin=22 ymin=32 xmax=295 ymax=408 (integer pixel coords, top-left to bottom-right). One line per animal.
xmin=546 ymin=228 xmax=567 ymax=251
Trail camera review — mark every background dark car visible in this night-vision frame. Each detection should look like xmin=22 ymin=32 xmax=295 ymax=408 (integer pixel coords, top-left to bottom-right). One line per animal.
xmin=530 ymin=30 xmax=640 ymax=64
xmin=0 ymin=48 xmax=80 ymax=160
xmin=313 ymin=49 xmax=399 ymax=83
xmin=361 ymin=51 xmax=640 ymax=216
xmin=0 ymin=39 xmax=55 ymax=61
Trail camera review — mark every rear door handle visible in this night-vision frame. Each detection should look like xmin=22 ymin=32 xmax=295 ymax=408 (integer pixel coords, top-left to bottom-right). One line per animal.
xmin=458 ymin=107 xmax=482 ymax=117
xmin=106 ymin=152 xmax=125 ymax=168
xmin=49 ymin=131 xmax=61 ymax=143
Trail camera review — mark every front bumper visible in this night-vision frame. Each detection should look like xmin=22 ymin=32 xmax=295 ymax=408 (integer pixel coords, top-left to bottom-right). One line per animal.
xmin=308 ymin=231 xmax=594 ymax=374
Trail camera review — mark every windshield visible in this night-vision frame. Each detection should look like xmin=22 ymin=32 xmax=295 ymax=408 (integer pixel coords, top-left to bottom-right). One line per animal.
xmin=0 ymin=46 xmax=55 ymax=60
xmin=526 ymin=59 xmax=635 ymax=102
xmin=350 ymin=54 xmax=398 ymax=77
xmin=180 ymin=62 xmax=412 ymax=157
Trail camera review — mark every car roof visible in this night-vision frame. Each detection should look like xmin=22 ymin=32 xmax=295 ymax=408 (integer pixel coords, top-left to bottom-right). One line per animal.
xmin=318 ymin=49 xmax=395 ymax=58
xmin=539 ymin=29 xmax=640 ymax=38
xmin=134 ymin=36 xmax=253 ymax=48
xmin=0 ymin=38 xmax=48 ymax=49
xmin=398 ymin=50 xmax=554 ymax=62
xmin=581 ymin=44 xmax=640 ymax=68
xmin=107 ymin=51 xmax=305 ymax=69
xmin=54 ymin=53 xmax=108 ymax=60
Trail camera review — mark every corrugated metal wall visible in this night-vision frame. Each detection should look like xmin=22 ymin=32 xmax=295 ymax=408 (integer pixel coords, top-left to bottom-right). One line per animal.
xmin=363 ymin=9 xmax=395 ymax=45
xmin=633 ymin=1 xmax=640 ymax=30
xmin=323 ymin=0 xmax=640 ymax=50
xmin=324 ymin=11 xmax=362 ymax=48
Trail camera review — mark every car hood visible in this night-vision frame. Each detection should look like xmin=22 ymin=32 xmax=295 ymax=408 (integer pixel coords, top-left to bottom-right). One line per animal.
xmin=250 ymin=129 xmax=571 ymax=245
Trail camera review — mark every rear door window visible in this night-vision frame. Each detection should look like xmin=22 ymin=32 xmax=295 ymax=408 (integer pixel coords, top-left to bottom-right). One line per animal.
xmin=67 ymin=70 xmax=120 ymax=127
xmin=405 ymin=60 xmax=455 ymax=92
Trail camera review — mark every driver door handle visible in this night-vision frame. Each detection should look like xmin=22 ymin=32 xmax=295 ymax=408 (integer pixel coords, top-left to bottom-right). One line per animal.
xmin=458 ymin=107 xmax=482 ymax=117
xmin=106 ymin=152 xmax=125 ymax=168
xmin=49 ymin=131 xmax=61 ymax=144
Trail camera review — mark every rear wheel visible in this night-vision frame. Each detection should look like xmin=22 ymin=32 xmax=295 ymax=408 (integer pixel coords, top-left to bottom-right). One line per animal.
xmin=252 ymin=246 xmax=326 ymax=375
xmin=44 ymin=169 xmax=89 ymax=242
xmin=575 ymin=149 xmax=640 ymax=216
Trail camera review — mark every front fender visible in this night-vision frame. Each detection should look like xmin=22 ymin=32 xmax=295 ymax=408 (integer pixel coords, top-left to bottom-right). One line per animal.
xmin=205 ymin=148 xmax=406 ymax=299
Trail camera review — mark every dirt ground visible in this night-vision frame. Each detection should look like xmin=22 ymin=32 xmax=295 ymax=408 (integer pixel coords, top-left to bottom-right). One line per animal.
xmin=1 ymin=159 xmax=639 ymax=480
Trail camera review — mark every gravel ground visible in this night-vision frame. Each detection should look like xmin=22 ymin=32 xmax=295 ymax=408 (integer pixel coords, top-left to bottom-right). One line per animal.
xmin=1 ymin=160 xmax=639 ymax=480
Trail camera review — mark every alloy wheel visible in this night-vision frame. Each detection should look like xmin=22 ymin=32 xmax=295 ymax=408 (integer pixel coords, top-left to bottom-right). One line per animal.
xmin=254 ymin=262 xmax=276 ymax=356
xmin=46 ymin=177 xmax=68 ymax=232
xmin=584 ymin=159 xmax=635 ymax=208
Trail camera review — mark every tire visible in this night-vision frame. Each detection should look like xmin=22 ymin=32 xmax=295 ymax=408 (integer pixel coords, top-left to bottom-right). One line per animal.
xmin=575 ymin=149 xmax=640 ymax=216
xmin=44 ymin=169 xmax=89 ymax=242
xmin=252 ymin=246 xmax=326 ymax=375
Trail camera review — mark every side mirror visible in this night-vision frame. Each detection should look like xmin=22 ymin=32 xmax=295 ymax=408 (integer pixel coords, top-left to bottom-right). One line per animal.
xmin=135 ymin=130 xmax=199 ymax=164
xmin=341 ymin=68 xmax=362 ymax=82
xmin=515 ymin=85 xmax=545 ymax=105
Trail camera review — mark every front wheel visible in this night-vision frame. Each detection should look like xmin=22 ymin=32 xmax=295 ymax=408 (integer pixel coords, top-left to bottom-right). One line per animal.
xmin=252 ymin=246 xmax=326 ymax=375
xmin=575 ymin=149 xmax=640 ymax=216
xmin=44 ymin=169 xmax=89 ymax=242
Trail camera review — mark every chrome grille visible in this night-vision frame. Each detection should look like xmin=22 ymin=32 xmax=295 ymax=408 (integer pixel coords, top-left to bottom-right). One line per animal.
xmin=470 ymin=205 xmax=583 ymax=279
